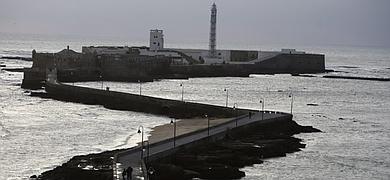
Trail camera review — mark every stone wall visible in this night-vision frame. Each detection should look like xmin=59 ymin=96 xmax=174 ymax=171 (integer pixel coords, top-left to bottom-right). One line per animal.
xmin=98 ymin=54 xmax=172 ymax=81
xmin=256 ymin=53 xmax=325 ymax=73
xmin=169 ymin=53 xmax=325 ymax=77
xmin=230 ymin=50 xmax=258 ymax=62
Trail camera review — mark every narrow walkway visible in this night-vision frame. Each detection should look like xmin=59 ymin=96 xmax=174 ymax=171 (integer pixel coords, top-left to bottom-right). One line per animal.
xmin=114 ymin=111 xmax=287 ymax=180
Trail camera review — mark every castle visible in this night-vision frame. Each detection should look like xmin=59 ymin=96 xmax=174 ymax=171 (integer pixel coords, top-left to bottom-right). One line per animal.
xmin=22 ymin=3 xmax=325 ymax=89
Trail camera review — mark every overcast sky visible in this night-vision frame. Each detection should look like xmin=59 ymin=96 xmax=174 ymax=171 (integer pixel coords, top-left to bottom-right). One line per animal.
xmin=1 ymin=0 xmax=389 ymax=47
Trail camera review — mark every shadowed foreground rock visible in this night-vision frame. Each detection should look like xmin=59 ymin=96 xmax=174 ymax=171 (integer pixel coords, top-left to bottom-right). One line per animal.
xmin=31 ymin=119 xmax=320 ymax=180
xmin=32 ymin=149 xmax=124 ymax=180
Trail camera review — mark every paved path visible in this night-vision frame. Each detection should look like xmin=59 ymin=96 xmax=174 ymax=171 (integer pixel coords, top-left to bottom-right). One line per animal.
xmin=114 ymin=111 xmax=288 ymax=180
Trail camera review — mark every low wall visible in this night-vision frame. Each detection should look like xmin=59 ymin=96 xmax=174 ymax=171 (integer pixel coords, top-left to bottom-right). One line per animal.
xmin=43 ymin=79 xmax=294 ymax=180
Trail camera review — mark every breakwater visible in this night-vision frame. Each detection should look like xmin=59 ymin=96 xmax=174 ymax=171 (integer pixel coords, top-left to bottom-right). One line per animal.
xmin=33 ymin=110 xmax=319 ymax=180
xmin=44 ymin=82 xmax=246 ymax=119
xmin=32 ymin=77 xmax=320 ymax=180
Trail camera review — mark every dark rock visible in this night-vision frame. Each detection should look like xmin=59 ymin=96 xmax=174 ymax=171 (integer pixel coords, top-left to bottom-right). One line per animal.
xmin=323 ymin=75 xmax=390 ymax=82
xmin=2 ymin=68 xmax=24 ymax=72
xmin=148 ymin=163 xmax=186 ymax=180
xmin=299 ymin=126 xmax=321 ymax=133
xmin=36 ymin=149 xmax=125 ymax=180
xmin=196 ymin=164 xmax=245 ymax=179
xmin=183 ymin=169 xmax=200 ymax=179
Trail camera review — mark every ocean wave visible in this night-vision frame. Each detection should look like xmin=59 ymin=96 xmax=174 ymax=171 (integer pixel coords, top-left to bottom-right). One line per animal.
xmin=0 ymin=121 xmax=11 ymax=138
xmin=337 ymin=66 xmax=359 ymax=69
xmin=0 ymin=49 xmax=32 ymax=57
xmin=323 ymin=75 xmax=390 ymax=81
xmin=114 ymin=132 xmax=137 ymax=148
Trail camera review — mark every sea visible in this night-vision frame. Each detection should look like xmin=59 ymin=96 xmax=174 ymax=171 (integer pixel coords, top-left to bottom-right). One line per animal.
xmin=0 ymin=33 xmax=389 ymax=180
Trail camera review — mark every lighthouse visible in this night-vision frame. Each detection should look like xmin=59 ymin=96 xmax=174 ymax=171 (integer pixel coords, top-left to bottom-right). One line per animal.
xmin=209 ymin=3 xmax=217 ymax=58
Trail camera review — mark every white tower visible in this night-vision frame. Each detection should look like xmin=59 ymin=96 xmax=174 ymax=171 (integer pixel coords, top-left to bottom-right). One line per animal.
xmin=150 ymin=29 xmax=164 ymax=51
xmin=209 ymin=3 xmax=217 ymax=58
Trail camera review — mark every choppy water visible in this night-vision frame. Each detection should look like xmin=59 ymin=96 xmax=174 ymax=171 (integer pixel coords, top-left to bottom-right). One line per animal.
xmin=1 ymin=33 xmax=390 ymax=179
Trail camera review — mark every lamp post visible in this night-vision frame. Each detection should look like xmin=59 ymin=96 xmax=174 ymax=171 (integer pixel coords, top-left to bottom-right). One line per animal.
xmin=148 ymin=166 xmax=155 ymax=178
xmin=145 ymin=141 xmax=150 ymax=164
xmin=289 ymin=93 xmax=294 ymax=114
xmin=138 ymin=80 xmax=142 ymax=96
xmin=233 ymin=103 xmax=238 ymax=127
xmin=99 ymin=75 xmax=103 ymax=90
xmin=205 ymin=114 xmax=210 ymax=136
xmin=70 ymin=72 xmax=74 ymax=86
xmin=170 ymin=118 xmax=177 ymax=148
xmin=224 ymin=88 xmax=229 ymax=107
xmin=260 ymin=98 xmax=264 ymax=121
xmin=137 ymin=126 xmax=144 ymax=160
xmin=180 ymin=83 xmax=184 ymax=101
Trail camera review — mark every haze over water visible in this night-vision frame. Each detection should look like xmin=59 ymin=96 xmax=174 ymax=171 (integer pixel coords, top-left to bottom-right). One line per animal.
xmin=0 ymin=34 xmax=390 ymax=179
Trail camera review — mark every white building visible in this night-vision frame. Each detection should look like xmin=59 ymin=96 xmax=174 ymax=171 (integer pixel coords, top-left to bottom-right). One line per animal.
xmin=150 ymin=29 xmax=164 ymax=51
xmin=281 ymin=49 xmax=305 ymax=54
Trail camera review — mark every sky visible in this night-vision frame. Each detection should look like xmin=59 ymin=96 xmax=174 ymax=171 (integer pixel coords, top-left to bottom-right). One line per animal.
xmin=1 ymin=0 xmax=390 ymax=48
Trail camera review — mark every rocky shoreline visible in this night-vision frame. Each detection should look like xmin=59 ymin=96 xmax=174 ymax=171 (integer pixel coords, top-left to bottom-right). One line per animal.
xmin=323 ymin=75 xmax=390 ymax=81
xmin=30 ymin=119 xmax=320 ymax=180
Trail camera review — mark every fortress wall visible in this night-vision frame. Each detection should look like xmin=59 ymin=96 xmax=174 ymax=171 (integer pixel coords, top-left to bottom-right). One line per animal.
xmin=168 ymin=53 xmax=325 ymax=76
xmin=32 ymin=53 xmax=55 ymax=70
xmin=24 ymin=51 xmax=99 ymax=85
xmin=23 ymin=48 xmax=325 ymax=89
xmin=256 ymin=53 xmax=325 ymax=73
xmin=21 ymin=68 xmax=46 ymax=89
xmin=98 ymin=55 xmax=172 ymax=81
xmin=169 ymin=64 xmax=252 ymax=77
